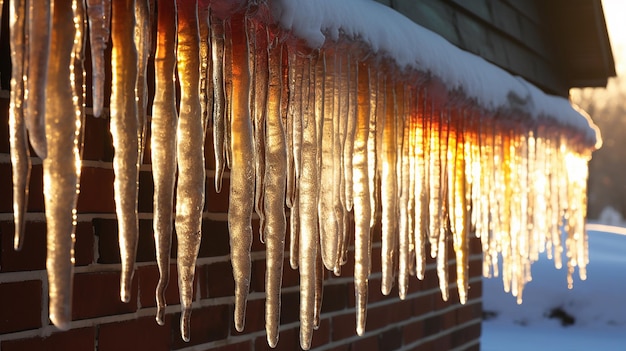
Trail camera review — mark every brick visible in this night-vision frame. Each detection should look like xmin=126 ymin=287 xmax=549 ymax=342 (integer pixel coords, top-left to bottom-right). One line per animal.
xmin=204 ymin=131 xmax=216 ymax=171
xmin=72 ymin=271 xmax=138 ymax=320
xmin=1 ymin=221 xmax=46 ymax=272
xmin=1 ymin=220 xmax=92 ymax=272
xmin=74 ymin=221 xmax=95 ymax=266
xmin=138 ymin=171 xmax=155 ymax=213
xmin=430 ymin=333 xmax=452 ymax=351
xmin=0 ymin=280 xmax=42 ymax=333
xmin=170 ymin=304 xmax=229 ymax=349
xmin=1 ymin=327 xmax=95 ymax=351
xmin=197 ymin=220 xmax=230 ymax=258
xmin=321 ymin=283 xmax=348 ymax=313
xmin=206 ymin=177 xmax=230 ymax=213
xmin=423 ymin=315 xmax=442 ymax=337
xmin=137 ymin=264 xmax=180 ymax=309
xmin=200 ymin=261 xmax=235 ymax=298
xmin=0 ymin=98 xmax=9 ymax=153
xmin=94 ymin=218 xmax=157 ymax=264
xmin=199 ymin=341 xmax=251 ymax=351
xmin=309 ymin=317 xmax=330 ymax=349
xmin=99 ymin=316 xmax=172 ymax=351
xmin=81 ymin=114 xmax=113 ymax=161
xmin=280 ymin=291 xmax=300 ymax=326
xmin=325 ymin=345 xmax=351 ymax=351
xmin=282 ymin=258 xmax=299 ymax=288
xmin=331 ymin=312 xmax=356 ymax=341
xmin=351 ymin=334 xmax=379 ymax=351
xmin=0 ymin=163 xmax=46 ymax=214
xmin=230 ymin=298 xmax=264 ymax=335
xmin=402 ymin=320 xmax=424 ymax=344
xmin=255 ymin=326 xmax=298 ymax=351
xmin=0 ymin=163 xmax=12 ymax=212
xmin=249 ymin=259 xmax=266 ymax=294
xmin=411 ymin=293 xmax=435 ymax=316
xmin=378 ymin=326 xmax=402 ymax=351
xmin=76 ymin=167 xmax=115 ymax=213
xmin=28 ymin=165 xmax=45 ymax=212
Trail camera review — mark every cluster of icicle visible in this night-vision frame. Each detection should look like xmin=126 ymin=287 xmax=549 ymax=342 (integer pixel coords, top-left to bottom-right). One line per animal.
xmin=6 ymin=0 xmax=595 ymax=350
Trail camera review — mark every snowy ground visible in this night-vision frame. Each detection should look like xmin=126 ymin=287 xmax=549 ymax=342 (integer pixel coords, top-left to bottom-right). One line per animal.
xmin=481 ymin=218 xmax=626 ymax=350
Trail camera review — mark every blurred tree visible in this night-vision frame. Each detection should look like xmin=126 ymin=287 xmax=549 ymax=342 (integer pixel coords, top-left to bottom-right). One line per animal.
xmin=571 ymin=75 xmax=626 ymax=219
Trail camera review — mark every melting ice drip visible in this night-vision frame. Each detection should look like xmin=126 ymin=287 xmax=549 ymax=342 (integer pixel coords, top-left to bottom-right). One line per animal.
xmin=6 ymin=0 xmax=598 ymax=349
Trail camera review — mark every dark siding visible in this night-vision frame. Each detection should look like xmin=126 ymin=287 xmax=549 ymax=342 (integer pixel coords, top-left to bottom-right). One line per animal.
xmin=379 ymin=0 xmax=569 ymax=96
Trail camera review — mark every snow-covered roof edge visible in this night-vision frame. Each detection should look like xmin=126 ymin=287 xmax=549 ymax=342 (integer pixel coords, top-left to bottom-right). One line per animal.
xmin=269 ymin=0 xmax=602 ymax=148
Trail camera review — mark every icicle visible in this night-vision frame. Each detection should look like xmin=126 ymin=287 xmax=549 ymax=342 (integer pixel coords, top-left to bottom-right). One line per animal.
xmin=414 ymin=89 xmax=427 ymax=280
xmin=290 ymin=52 xmax=304 ymax=209
xmin=85 ymin=0 xmax=110 ymax=117
xmin=211 ymin=15 xmax=226 ymax=192
xmin=314 ymin=241 xmax=324 ymax=330
xmin=9 ymin=0 xmax=30 ymax=252
xmin=366 ymin=70 xmax=378 ymax=229
xmin=250 ymin=18 xmax=268 ymax=242
xmin=344 ymin=55 xmax=357 ymax=212
xmin=135 ymin=0 xmax=151 ymax=164
xmin=24 ymin=0 xmax=51 ymax=158
xmin=380 ymin=77 xmax=398 ymax=296
xmin=198 ymin=0 xmax=211 ymax=131
xmin=263 ymin=36 xmax=287 ymax=348
xmin=223 ymin=20 xmax=233 ymax=170
xmin=284 ymin=48 xmax=297 ymax=209
xmin=43 ymin=0 xmax=83 ymax=329
xmin=436 ymin=109 xmax=450 ymax=302
xmin=353 ymin=60 xmax=371 ymax=335
xmin=110 ymin=0 xmax=139 ymax=304
xmin=151 ymin=0 xmax=177 ymax=326
xmin=319 ymin=52 xmax=339 ymax=271
xmin=298 ymin=53 xmax=322 ymax=351
xmin=228 ymin=14 xmax=254 ymax=333
xmin=175 ymin=0 xmax=205 ymax=341
xmin=451 ymin=112 xmax=469 ymax=304
xmin=398 ymin=85 xmax=411 ymax=300
xmin=335 ymin=53 xmax=350 ymax=273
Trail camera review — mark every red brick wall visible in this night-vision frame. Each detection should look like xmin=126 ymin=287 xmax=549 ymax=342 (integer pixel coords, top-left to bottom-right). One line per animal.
xmin=0 ymin=93 xmax=482 ymax=350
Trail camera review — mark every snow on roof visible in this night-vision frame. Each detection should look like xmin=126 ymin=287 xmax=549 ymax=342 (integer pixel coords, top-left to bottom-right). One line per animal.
xmin=270 ymin=0 xmax=601 ymax=148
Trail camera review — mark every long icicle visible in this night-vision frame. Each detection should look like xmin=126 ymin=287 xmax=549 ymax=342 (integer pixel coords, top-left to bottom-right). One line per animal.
xmin=228 ymin=13 xmax=254 ymax=333
xmin=134 ymin=0 xmax=151 ymax=165
xmin=264 ymin=36 xmax=287 ymax=348
xmin=85 ymin=0 xmax=110 ymax=117
xmin=9 ymin=0 xmax=30 ymax=252
xmin=23 ymin=0 xmax=51 ymax=159
xmin=175 ymin=0 xmax=205 ymax=341
xmin=110 ymin=0 xmax=139 ymax=304
xmin=43 ymin=0 xmax=82 ymax=329
xmin=211 ymin=15 xmax=226 ymax=192
xmin=151 ymin=0 xmax=177 ymax=326
xmin=381 ymin=77 xmax=397 ymax=295
xmin=353 ymin=60 xmax=371 ymax=335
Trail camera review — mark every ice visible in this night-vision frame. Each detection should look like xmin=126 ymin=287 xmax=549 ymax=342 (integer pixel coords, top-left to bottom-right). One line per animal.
xmin=227 ymin=13 xmax=254 ymax=333
xmin=9 ymin=0 xmax=30 ymax=252
xmin=110 ymin=0 xmax=140 ymax=304
xmin=175 ymin=0 xmax=205 ymax=341
xmin=43 ymin=0 xmax=85 ymax=330
xmin=24 ymin=1 xmax=51 ymax=159
xmin=3 ymin=0 xmax=601 ymax=348
xmin=85 ymin=0 xmax=110 ymax=118
xmin=151 ymin=0 xmax=178 ymax=326
xmin=263 ymin=34 xmax=287 ymax=348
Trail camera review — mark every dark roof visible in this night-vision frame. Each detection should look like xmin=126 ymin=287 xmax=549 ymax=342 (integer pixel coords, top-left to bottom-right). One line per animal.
xmin=378 ymin=0 xmax=616 ymax=97
xmin=540 ymin=0 xmax=616 ymax=88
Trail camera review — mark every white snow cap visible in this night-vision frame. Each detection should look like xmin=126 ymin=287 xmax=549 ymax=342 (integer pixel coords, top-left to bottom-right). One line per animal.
xmin=270 ymin=0 xmax=601 ymax=147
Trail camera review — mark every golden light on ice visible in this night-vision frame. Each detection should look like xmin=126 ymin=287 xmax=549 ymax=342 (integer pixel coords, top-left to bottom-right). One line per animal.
xmin=5 ymin=1 xmax=600 ymax=350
